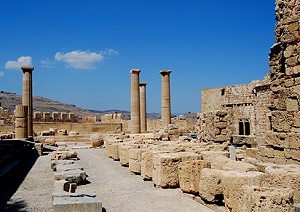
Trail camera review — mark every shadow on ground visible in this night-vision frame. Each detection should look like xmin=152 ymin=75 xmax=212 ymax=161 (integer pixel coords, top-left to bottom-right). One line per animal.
xmin=0 ymin=155 xmax=38 ymax=211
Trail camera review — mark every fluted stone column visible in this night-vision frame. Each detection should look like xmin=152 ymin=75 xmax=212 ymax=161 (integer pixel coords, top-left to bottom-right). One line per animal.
xmin=139 ymin=82 xmax=147 ymax=133
xmin=131 ymin=69 xmax=141 ymax=134
xmin=21 ymin=66 xmax=34 ymax=138
xmin=160 ymin=70 xmax=172 ymax=126
xmin=15 ymin=105 xmax=28 ymax=139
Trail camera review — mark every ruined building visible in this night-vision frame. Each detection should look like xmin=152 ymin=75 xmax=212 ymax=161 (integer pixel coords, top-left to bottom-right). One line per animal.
xmin=198 ymin=0 xmax=300 ymax=165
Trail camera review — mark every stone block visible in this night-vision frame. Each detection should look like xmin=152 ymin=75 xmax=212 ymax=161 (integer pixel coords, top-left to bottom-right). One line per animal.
xmin=239 ymin=186 xmax=294 ymax=212
xmin=141 ymin=150 xmax=168 ymax=180
xmin=55 ymin=169 xmax=86 ymax=184
xmin=129 ymin=148 xmax=145 ymax=174
xmin=106 ymin=139 xmax=120 ymax=158
xmin=199 ymin=168 xmax=224 ymax=203
xmin=51 ymin=151 xmax=78 ymax=160
xmin=271 ymin=111 xmax=292 ymax=132
xmin=53 ymin=197 xmax=102 ymax=212
xmin=262 ymin=164 xmax=300 ymax=204
xmin=222 ymin=171 xmax=264 ymax=212
xmin=90 ymin=134 xmax=104 ymax=148
xmin=152 ymin=152 xmax=201 ymax=188
xmin=51 ymin=160 xmax=75 ymax=171
xmin=202 ymin=153 xmax=230 ymax=169
xmin=118 ymin=143 xmax=132 ymax=166
xmin=178 ymin=160 xmax=210 ymax=194
xmin=221 ymin=160 xmax=258 ymax=172
xmin=56 ymin=163 xmax=84 ymax=173
xmin=111 ymin=143 xmax=119 ymax=161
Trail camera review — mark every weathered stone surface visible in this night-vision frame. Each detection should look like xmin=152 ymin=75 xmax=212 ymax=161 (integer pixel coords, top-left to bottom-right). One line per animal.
xmin=262 ymin=164 xmax=300 ymax=204
xmin=202 ymin=153 xmax=230 ymax=169
xmin=56 ymin=163 xmax=84 ymax=173
xmin=221 ymin=160 xmax=258 ymax=172
xmin=222 ymin=171 xmax=264 ymax=212
xmin=199 ymin=168 xmax=224 ymax=203
xmin=178 ymin=160 xmax=211 ymax=194
xmin=54 ymin=169 xmax=86 ymax=184
xmin=111 ymin=143 xmax=120 ymax=161
xmin=51 ymin=160 xmax=75 ymax=171
xmin=106 ymin=139 xmax=120 ymax=158
xmin=51 ymin=151 xmax=78 ymax=160
xmin=44 ymin=138 xmax=56 ymax=146
xmin=141 ymin=150 xmax=168 ymax=180
xmin=53 ymin=196 xmax=102 ymax=212
xmin=152 ymin=152 xmax=201 ymax=188
xmin=90 ymin=134 xmax=104 ymax=148
xmin=239 ymin=186 xmax=294 ymax=212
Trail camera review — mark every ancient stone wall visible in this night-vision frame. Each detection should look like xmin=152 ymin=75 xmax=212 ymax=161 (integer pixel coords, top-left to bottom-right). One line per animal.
xmin=264 ymin=0 xmax=300 ymax=164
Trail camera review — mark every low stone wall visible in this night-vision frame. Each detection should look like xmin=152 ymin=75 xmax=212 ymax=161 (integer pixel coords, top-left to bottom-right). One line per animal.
xmin=0 ymin=122 xmax=122 ymax=135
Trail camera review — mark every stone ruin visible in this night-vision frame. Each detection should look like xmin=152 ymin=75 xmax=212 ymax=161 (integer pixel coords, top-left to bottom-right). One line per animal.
xmin=1 ymin=0 xmax=300 ymax=211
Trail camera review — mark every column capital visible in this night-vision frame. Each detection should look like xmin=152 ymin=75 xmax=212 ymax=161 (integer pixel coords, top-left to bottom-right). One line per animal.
xmin=21 ymin=66 xmax=34 ymax=72
xmin=159 ymin=70 xmax=171 ymax=76
xmin=139 ymin=82 xmax=147 ymax=86
xmin=131 ymin=69 xmax=141 ymax=74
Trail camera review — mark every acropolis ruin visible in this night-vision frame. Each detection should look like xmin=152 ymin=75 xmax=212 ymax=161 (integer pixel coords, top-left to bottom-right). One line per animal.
xmin=1 ymin=0 xmax=300 ymax=211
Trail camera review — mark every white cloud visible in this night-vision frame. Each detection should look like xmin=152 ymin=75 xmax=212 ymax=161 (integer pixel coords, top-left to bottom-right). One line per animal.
xmin=101 ymin=48 xmax=119 ymax=55
xmin=41 ymin=59 xmax=55 ymax=69
xmin=55 ymin=50 xmax=104 ymax=69
xmin=0 ymin=71 xmax=4 ymax=77
xmin=5 ymin=56 xmax=32 ymax=70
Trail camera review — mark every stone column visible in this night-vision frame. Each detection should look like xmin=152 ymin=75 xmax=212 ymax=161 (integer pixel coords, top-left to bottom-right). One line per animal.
xmin=139 ymin=82 xmax=147 ymax=133
xmin=130 ymin=69 xmax=141 ymax=134
xmin=21 ymin=66 xmax=34 ymax=138
xmin=15 ymin=105 xmax=28 ymax=139
xmin=160 ymin=70 xmax=172 ymax=126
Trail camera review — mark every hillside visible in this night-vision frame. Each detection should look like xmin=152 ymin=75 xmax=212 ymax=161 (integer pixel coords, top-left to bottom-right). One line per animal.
xmin=0 ymin=91 xmax=161 ymax=119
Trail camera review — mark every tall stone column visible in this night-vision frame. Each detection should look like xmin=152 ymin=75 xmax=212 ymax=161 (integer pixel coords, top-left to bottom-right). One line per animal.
xmin=139 ymin=82 xmax=147 ymax=133
xmin=130 ymin=69 xmax=141 ymax=134
xmin=21 ymin=66 xmax=34 ymax=138
xmin=160 ymin=70 xmax=172 ymax=126
xmin=15 ymin=105 xmax=28 ymax=139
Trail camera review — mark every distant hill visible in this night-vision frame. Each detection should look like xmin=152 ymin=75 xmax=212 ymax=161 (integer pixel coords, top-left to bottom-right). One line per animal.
xmin=0 ymin=91 xmax=161 ymax=119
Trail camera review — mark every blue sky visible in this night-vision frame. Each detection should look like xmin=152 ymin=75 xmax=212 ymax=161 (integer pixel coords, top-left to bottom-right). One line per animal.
xmin=0 ymin=0 xmax=276 ymax=114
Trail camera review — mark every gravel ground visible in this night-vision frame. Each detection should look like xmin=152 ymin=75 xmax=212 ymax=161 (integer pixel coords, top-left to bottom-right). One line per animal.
xmin=0 ymin=147 xmax=214 ymax=212
xmin=0 ymin=153 xmax=53 ymax=212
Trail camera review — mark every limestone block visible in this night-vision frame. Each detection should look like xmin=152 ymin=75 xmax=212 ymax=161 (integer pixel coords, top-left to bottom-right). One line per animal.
xmin=111 ymin=143 xmax=119 ymax=161
xmin=254 ymin=162 xmax=276 ymax=173
xmin=286 ymin=98 xmax=299 ymax=111
xmin=129 ymin=148 xmax=145 ymax=174
xmin=202 ymin=153 xmax=230 ymax=169
xmin=221 ymin=161 xmax=258 ymax=172
xmin=53 ymin=197 xmax=102 ymax=212
xmin=288 ymin=134 xmax=300 ymax=149
xmin=51 ymin=160 xmax=75 ymax=171
xmin=54 ymin=169 xmax=86 ymax=184
xmin=118 ymin=143 xmax=132 ymax=166
xmin=262 ymin=164 xmax=300 ymax=204
xmin=52 ymin=151 xmax=78 ymax=160
xmin=178 ymin=160 xmax=211 ymax=194
xmin=106 ymin=139 xmax=120 ymax=158
xmin=263 ymin=132 xmax=289 ymax=148
xmin=222 ymin=171 xmax=264 ymax=212
xmin=44 ymin=138 xmax=56 ymax=146
xmin=152 ymin=152 xmax=201 ymax=188
xmin=141 ymin=150 xmax=168 ymax=180
xmin=271 ymin=111 xmax=292 ymax=132
xmin=56 ymin=163 xmax=84 ymax=173
xmin=199 ymin=168 xmax=224 ymax=203
xmin=239 ymin=186 xmax=294 ymax=212
xmin=90 ymin=134 xmax=104 ymax=148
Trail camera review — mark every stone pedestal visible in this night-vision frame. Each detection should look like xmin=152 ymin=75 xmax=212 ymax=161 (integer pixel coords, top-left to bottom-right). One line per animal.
xmin=15 ymin=105 xmax=28 ymax=139
xmin=160 ymin=70 xmax=172 ymax=126
xmin=139 ymin=82 xmax=147 ymax=133
xmin=130 ymin=69 xmax=141 ymax=134
xmin=21 ymin=66 xmax=34 ymax=138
